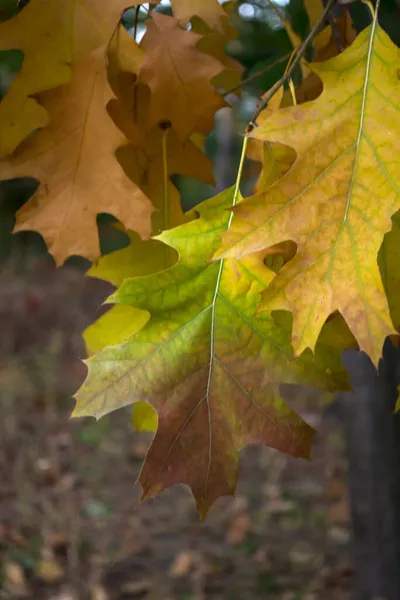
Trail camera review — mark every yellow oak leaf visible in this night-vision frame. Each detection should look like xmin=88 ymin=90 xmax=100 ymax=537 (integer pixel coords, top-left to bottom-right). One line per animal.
xmin=0 ymin=0 xmax=146 ymax=157
xmin=136 ymin=11 xmax=227 ymax=140
xmin=291 ymin=9 xmax=357 ymax=105
xmin=107 ymin=24 xmax=144 ymax=84
xmin=132 ymin=401 xmax=158 ymax=432
xmin=84 ymin=304 xmax=150 ymax=355
xmin=215 ymin=18 xmax=400 ymax=365
xmin=303 ymin=0 xmax=331 ymax=51
xmin=379 ymin=212 xmax=400 ymax=334
xmin=87 ymin=183 xmax=187 ymax=290
xmin=314 ymin=9 xmax=356 ymax=61
xmin=246 ymin=88 xmax=296 ymax=193
xmin=2 ymin=49 xmax=154 ymax=265
xmin=247 ymin=140 xmax=296 ymax=193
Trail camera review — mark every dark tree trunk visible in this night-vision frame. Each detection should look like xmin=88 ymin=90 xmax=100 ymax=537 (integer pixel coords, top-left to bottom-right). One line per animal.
xmin=338 ymin=339 xmax=400 ymax=600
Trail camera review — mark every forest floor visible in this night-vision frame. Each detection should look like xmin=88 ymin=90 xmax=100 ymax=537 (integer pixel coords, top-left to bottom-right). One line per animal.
xmin=0 ymin=254 xmax=352 ymax=600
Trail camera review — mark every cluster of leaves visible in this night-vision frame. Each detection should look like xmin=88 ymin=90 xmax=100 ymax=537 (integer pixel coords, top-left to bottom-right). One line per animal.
xmin=2 ymin=0 xmax=400 ymax=515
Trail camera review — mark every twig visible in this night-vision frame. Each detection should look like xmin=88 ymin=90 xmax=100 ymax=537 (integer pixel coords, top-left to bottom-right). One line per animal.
xmin=265 ymin=0 xmax=286 ymax=27
xmin=327 ymin=11 xmax=345 ymax=51
xmin=247 ymin=0 xmax=338 ymax=132
xmin=133 ymin=5 xmax=140 ymax=40
xmin=222 ymin=53 xmax=292 ymax=96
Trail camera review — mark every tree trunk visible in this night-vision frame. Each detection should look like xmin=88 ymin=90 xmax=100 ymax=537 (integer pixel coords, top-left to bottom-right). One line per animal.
xmin=339 ymin=339 xmax=400 ymax=600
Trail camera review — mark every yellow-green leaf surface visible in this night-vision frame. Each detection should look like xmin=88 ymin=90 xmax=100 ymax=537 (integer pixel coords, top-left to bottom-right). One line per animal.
xmin=84 ymin=125 xmax=215 ymax=355
xmin=215 ymin=17 xmax=400 ymax=365
xmin=74 ymin=186 xmax=350 ymax=516
xmin=1 ymin=49 xmax=155 ymax=265
xmin=83 ymin=184 xmax=185 ymax=357
xmin=132 ymin=401 xmax=158 ymax=432
xmin=84 ymin=304 xmax=150 ymax=356
xmin=84 ymin=121 xmax=214 ymax=429
xmin=0 ymin=0 xmax=140 ymax=157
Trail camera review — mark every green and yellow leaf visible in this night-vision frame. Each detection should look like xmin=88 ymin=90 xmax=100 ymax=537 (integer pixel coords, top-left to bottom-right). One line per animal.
xmin=74 ymin=186 xmax=350 ymax=516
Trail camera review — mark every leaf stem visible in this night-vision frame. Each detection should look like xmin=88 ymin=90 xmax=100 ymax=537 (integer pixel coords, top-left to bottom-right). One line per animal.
xmin=161 ymin=126 xmax=170 ymax=231
xmin=231 ymin=136 xmax=249 ymax=213
xmin=133 ymin=6 xmax=140 ymax=41
xmin=247 ymin=0 xmax=337 ymax=132
xmin=288 ymin=78 xmax=297 ymax=106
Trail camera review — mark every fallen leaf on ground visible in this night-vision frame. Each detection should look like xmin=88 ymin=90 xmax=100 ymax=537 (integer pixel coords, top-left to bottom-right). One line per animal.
xmin=37 ymin=557 xmax=64 ymax=583
xmin=169 ymin=550 xmax=195 ymax=577
xmin=226 ymin=513 xmax=251 ymax=546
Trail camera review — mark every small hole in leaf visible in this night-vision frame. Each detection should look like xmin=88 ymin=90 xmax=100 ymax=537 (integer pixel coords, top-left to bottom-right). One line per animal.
xmin=159 ymin=120 xmax=172 ymax=130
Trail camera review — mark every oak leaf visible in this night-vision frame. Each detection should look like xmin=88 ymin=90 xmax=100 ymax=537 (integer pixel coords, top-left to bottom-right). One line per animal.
xmin=2 ymin=49 xmax=154 ymax=265
xmin=171 ymin=0 xmax=226 ymax=31
xmin=0 ymin=0 xmax=145 ymax=157
xmin=379 ymin=212 xmax=400 ymax=335
xmin=74 ymin=187 xmax=350 ymax=516
xmin=193 ymin=7 xmax=244 ymax=92
xmin=85 ymin=129 xmax=214 ymax=429
xmin=136 ymin=12 xmax=227 ymax=140
xmin=83 ymin=184 xmax=189 ymax=358
xmin=215 ymin=20 xmax=400 ymax=364
xmin=84 ymin=119 xmax=214 ymax=428
xmin=246 ymin=89 xmax=296 ymax=193
xmin=292 ymin=9 xmax=357 ymax=105
xmin=84 ymin=303 xmax=150 ymax=356
xmin=304 ymin=0 xmax=331 ymax=51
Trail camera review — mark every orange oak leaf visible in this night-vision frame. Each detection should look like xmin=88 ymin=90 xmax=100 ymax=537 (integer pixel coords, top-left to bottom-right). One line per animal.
xmin=0 ymin=0 xmax=148 ymax=157
xmin=2 ymin=49 xmax=154 ymax=265
xmin=136 ymin=11 xmax=227 ymax=140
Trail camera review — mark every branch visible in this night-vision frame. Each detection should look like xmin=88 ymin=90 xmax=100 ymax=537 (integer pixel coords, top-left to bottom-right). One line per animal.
xmin=222 ymin=53 xmax=292 ymax=97
xmin=246 ymin=0 xmax=338 ymax=133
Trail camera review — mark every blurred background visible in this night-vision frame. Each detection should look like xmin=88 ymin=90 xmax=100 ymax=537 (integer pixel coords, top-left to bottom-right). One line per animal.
xmin=1 ymin=1 xmax=400 ymax=598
